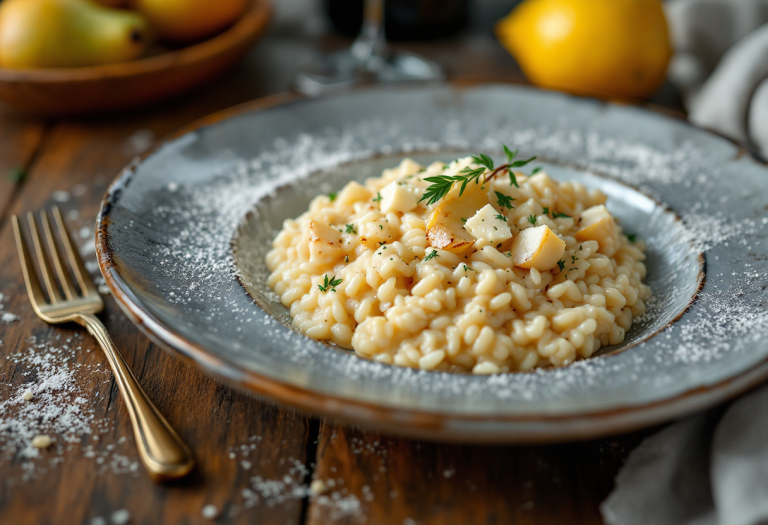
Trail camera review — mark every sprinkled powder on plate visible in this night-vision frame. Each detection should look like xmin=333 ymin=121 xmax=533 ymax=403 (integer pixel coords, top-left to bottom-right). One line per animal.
xmin=91 ymin=112 xmax=767 ymax=416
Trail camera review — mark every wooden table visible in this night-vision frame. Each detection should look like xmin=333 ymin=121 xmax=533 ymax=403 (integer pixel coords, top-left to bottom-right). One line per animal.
xmin=0 ymin=3 xmax=679 ymax=524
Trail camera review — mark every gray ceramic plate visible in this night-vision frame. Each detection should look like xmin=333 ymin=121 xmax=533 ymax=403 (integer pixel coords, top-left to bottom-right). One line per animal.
xmin=97 ymin=84 xmax=768 ymax=443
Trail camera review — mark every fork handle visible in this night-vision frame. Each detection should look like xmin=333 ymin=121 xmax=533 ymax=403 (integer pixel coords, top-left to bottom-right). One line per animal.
xmin=78 ymin=313 xmax=195 ymax=481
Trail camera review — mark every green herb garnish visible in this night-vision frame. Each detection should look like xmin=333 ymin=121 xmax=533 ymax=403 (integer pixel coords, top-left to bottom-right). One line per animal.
xmin=420 ymin=168 xmax=486 ymax=206
xmin=345 ymin=224 xmax=356 ymax=234
xmin=504 ymin=145 xmax=537 ymax=188
xmin=318 ymin=274 xmax=343 ymax=293
xmin=8 ymin=167 xmax=27 ymax=184
xmin=328 ymin=192 xmax=337 ymax=202
xmin=495 ymin=214 xmax=508 ymax=222
xmin=420 ymin=145 xmax=535 ymax=205
xmin=423 ymin=250 xmax=439 ymax=262
xmin=627 ymin=234 xmax=637 ymax=243
xmin=527 ymin=215 xmax=537 ymax=225
xmin=557 ymin=260 xmax=566 ymax=271
xmin=552 ymin=211 xmax=571 ymax=219
xmin=373 ymin=192 xmax=382 ymax=203
xmin=495 ymin=191 xmax=515 ymax=210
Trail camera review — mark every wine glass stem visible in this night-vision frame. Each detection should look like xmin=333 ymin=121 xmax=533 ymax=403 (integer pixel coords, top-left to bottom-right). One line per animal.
xmin=352 ymin=0 xmax=386 ymax=64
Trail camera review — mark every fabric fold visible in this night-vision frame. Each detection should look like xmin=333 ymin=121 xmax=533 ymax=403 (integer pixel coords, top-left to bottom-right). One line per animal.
xmin=602 ymin=384 xmax=768 ymax=525
xmin=665 ymin=0 xmax=768 ymax=154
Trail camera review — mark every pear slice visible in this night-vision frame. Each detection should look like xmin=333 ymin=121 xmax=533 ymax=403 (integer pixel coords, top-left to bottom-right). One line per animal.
xmin=464 ymin=204 xmax=513 ymax=245
xmin=379 ymin=180 xmax=422 ymax=214
xmin=308 ymin=220 xmax=343 ymax=265
xmin=426 ymin=182 xmax=489 ymax=254
xmin=575 ymin=204 xmax=618 ymax=255
xmin=510 ymin=225 xmax=565 ymax=271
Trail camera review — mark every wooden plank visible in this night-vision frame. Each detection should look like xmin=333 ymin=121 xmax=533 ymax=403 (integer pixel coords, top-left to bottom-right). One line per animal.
xmin=0 ymin=111 xmax=313 ymax=524
xmin=0 ymin=111 xmax=46 ymax=222
xmin=306 ymin=421 xmax=656 ymax=525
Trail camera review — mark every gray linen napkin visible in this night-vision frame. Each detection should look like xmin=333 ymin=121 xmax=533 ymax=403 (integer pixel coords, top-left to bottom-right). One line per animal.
xmin=665 ymin=0 xmax=768 ymax=155
xmin=602 ymin=383 xmax=768 ymax=525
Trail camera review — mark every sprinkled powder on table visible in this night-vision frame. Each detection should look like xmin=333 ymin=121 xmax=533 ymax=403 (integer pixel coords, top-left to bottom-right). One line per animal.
xmin=0 ymin=338 xmax=139 ymax=480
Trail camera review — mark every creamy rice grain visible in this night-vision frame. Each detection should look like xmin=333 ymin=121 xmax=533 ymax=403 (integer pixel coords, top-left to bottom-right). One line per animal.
xmin=266 ymin=157 xmax=651 ymax=373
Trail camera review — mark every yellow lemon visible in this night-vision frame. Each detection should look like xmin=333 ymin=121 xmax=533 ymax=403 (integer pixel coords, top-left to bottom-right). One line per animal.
xmin=497 ymin=0 xmax=672 ymax=100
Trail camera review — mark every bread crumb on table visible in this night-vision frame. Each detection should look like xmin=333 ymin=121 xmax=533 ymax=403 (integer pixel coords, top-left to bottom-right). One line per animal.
xmin=21 ymin=390 xmax=34 ymax=401
xmin=31 ymin=435 xmax=52 ymax=448
xmin=309 ymin=479 xmax=327 ymax=495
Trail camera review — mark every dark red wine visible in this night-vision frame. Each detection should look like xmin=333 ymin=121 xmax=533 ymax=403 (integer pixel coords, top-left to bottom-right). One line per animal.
xmin=324 ymin=0 xmax=469 ymax=41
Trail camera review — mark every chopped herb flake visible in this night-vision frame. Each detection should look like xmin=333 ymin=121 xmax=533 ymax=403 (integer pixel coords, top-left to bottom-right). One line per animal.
xmin=495 ymin=214 xmax=508 ymax=222
xmin=328 ymin=192 xmax=337 ymax=202
xmin=527 ymin=215 xmax=537 ymax=225
xmin=423 ymin=250 xmax=439 ymax=262
xmin=8 ymin=167 xmax=27 ymax=184
xmin=318 ymin=274 xmax=343 ymax=293
xmin=495 ymin=191 xmax=515 ymax=210
xmin=345 ymin=224 xmax=356 ymax=234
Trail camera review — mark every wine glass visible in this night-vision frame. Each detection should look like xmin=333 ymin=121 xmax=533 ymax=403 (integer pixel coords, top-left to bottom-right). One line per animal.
xmin=296 ymin=0 xmax=445 ymax=96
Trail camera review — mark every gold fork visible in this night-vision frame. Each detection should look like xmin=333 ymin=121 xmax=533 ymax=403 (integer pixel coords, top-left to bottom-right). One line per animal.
xmin=12 ymin=207 xmax=194 ymax=481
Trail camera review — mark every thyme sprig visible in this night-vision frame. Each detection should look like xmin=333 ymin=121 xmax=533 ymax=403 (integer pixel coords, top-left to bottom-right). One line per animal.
xmin=419 ymin=146 xmax=536 ymax=206
xmin=503 ymin=145 xmax=537 ymax=188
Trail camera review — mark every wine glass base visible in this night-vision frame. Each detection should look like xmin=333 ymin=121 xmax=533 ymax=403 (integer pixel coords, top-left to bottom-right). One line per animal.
xmin=296 ymin=48 xmax=445 ymax=96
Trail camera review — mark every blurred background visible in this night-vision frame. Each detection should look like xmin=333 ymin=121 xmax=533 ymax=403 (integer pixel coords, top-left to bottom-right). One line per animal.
xmin=0 ymin=0 xmax=683 ymax=114
xmin=0 ymin=0 xmax=766 ymax=154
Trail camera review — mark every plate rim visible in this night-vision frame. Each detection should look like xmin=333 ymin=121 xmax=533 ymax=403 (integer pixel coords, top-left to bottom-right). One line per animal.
xmin=96 ymin=82 xmax=768 ymax=443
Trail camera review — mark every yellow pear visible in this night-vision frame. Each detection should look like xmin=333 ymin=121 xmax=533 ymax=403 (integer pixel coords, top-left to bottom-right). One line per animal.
xmin=132 ymin=0 xmax=247 ymax=44
xmin=0 ymin=0 xmax=151 ymax=68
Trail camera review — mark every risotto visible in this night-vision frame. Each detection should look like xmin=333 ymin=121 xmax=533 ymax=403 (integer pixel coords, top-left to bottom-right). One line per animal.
xmin=266 ymin=153 xmax=651 ymax=374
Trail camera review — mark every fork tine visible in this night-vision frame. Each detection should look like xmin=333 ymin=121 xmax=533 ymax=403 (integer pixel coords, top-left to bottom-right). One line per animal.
xmin=27 ymin=211 xmax=62 ymax=304
xmin=12 ymin=215 xmax=50 ymax=309
xmin=41 ymin=209 xmax=76 ymax=300
xmin=52 ymin=206 xmax=98 ymax=296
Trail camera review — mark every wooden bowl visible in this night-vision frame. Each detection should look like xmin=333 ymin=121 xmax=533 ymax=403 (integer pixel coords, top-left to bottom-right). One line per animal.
xmin=0 ymin=0 xmax=272 ymax=116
